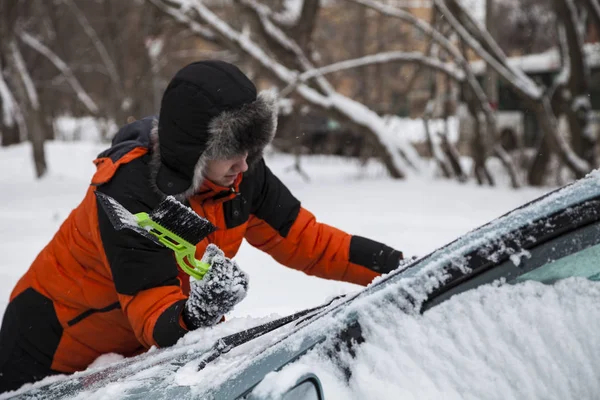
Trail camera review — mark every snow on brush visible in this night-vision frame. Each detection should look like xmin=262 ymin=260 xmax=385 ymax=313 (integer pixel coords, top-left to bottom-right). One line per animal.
xmin=254 ymin=278 xmax=600 ymax=400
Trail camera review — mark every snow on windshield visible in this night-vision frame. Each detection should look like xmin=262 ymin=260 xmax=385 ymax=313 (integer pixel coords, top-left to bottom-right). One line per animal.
xmin=254 ymin=278 xmax=600 ymax=399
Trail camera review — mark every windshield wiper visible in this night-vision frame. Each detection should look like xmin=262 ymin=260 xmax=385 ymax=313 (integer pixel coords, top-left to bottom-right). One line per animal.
xmin=196 ymin=294 xmax=346 ymax=371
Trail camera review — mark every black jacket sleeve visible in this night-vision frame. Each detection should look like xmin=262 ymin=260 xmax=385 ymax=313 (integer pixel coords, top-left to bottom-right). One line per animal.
xmin=95 ymin=156 xmax=188 ymax=347
xmin=95 ymin=157 xmax=181 ymax=295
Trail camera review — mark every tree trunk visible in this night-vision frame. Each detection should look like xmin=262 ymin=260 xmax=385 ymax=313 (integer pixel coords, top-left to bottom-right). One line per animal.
xmin=42 ymin=104 xmax=56 ymax=141
xmin=441 ymin=69 xmax=467 ymax=181
xmin=527 ymin=133 xmax=552 ymax=186
xmin=493 ymin=144 xmax=520 ymax=188
xmin=28 ymin=108 xmax=47 ymax=177
xmin=354 ymin=5 xmax=369 ymax=104
xmin=554 ymin=0 xmax=596 ymax=170
xmin=441 ymin=131 xmax=467 ymax=181
xmin=485 ymin=0 xmax=499 ymax=111
xmin=1 ymin=122 xmax=20 ymax=146
xmin=424 ymin=117 xmax=452 ymax=178
xmin=462 ymin=78 xmax=494 ymax=186
xmin=469 ymin=108 xmax=494 ymax=186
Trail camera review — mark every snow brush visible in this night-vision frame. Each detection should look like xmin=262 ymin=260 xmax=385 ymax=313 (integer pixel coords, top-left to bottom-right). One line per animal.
xmin=94 ymin=191 xmax=217 ymax=280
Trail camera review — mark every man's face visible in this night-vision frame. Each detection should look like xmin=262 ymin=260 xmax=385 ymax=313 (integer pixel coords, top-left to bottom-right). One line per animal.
xmin=203 ymin=153 xmax=249 ymax=187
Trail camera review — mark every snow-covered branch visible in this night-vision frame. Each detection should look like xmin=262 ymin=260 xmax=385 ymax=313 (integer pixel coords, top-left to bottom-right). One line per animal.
xmin=19 ymin=31 xmax=99 ymax=114
xmin=348 ymin=0 xmax=519 ymax=186
xmin=0 ymin=61 xmax=28 ymax=139
xmin=446 ymin=0 xmax=533 ymax=90
xmin=0 ymin=68 xmax=17 ymax=127
xmin=433 ymin=0 xmax=543 ymax=100
xmin=349 ymin=0 xmax=460 ymax=63
xmin=563 ymin=0 xmax=589 ymax=82
xmin=147 ymin=0 xmax=216 ymax=41
xmin=62 ymin=0 xmax=122 ymax=89
xmin=432 ymin=0 xmax=590 ymax=179
xmin=298 ymin=52 xmax=465 ymax=83
xmin=555 ymin=24 xmax=571 ymax=86
xmin=9 ymin=40 xmax=39 ymax=110
xmin=346 ymin=0 xmax=492 ymax=121
xmin=151 ymin=0 xmax=422 ymax=178
xmin=554 ymin=0 xmax=595 ymax=169
xmin=271 ymin=0 xmax=304 ymax=27
xmin=541 ymin=96 xmax=590 ymax=174
xmin=240 ymin=0 xmax=302 ymax=56
xmin=281 ymin=51 xmax=465 ymax=97
xmin=237 ymin=0 xmax=334 ymax=95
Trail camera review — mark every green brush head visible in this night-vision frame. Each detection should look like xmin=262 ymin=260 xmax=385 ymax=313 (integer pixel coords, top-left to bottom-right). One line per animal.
xmin=94 ymin=191 xmax=216 ymax=280
xmin=135 ymin=212 xmax=211 ymax=280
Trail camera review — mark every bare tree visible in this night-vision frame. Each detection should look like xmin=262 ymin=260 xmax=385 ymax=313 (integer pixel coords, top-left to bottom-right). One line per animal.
xmin=494 ymin=0 xmax=556 ymax=55
xmin=0 ymin=1 xmax=51 ymax=176
xmin=344 ymin=0 xmax=520 ymax=186
xmin=150 ymin=0 xmax=428 ymax=179
xmin=554 ymin=0 xmax=596 ymax=168
xmin=1 ymin=0 xmax=225 ymax=175
xmin=434 ymin=0 xmax=594 ymax=185
xmin=2 ymin=0 xmax=595 ymax=187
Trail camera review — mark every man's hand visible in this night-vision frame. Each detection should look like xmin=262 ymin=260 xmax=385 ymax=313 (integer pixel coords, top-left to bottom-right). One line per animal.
xmin=183 ymin=244 xmax=249 ymax=330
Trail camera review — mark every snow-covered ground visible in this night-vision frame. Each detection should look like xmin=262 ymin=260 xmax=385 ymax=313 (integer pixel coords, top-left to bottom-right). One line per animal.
xmin=8 ymin=140 xmax=600 ymax=399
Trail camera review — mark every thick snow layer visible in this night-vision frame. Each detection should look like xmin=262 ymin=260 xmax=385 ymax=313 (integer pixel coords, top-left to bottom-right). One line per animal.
xmin=255 ymin=278 xmax=600 ymax=400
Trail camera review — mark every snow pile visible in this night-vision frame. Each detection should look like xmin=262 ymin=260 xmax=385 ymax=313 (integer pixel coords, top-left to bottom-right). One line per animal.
xmin=383 ymin=114 xmax=459 ymax=144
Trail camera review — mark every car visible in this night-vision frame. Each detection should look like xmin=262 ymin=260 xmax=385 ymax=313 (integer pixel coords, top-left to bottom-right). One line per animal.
xmin=7 ymin=172 xmax=600 ymax=400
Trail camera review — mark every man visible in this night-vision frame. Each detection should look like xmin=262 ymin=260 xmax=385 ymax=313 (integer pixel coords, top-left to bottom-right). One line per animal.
xmin=0 ymin=60 xmax=403 ymax=392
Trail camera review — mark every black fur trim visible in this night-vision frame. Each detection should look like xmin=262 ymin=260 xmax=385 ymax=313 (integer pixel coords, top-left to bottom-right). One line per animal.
xmin=192 ymin=90 xmax=278 ymax=188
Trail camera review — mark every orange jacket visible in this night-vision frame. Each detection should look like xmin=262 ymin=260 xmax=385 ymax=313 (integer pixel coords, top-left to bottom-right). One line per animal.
xmin=8 ymin=117 xmax=402 ymax=373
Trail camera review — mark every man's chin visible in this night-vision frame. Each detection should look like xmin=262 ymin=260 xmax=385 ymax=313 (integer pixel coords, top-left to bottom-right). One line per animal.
xmin=219 ymin=176 xmax=237 ymax=186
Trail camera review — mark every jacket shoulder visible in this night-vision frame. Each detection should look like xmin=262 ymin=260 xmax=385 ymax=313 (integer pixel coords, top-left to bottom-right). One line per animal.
xmin=96 ymin=155 xmax=162 ymax=211
xmin=97 ymin=117 xmax=155 ymax=163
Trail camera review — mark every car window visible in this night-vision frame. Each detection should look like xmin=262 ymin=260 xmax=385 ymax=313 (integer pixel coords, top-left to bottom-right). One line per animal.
xmin=422 ymin=201 xmax=600 ymax=311
xmin=512 ymin=238 xmax=600 ymax=284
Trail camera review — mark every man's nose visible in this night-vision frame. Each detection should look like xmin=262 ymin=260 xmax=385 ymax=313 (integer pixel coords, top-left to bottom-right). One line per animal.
xmin=235 ymin=156 xmax=249 ymax=173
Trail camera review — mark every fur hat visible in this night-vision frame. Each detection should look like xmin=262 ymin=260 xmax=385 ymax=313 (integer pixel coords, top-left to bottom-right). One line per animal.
xmin=152 ymin=60 xmax=278 ymax=198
